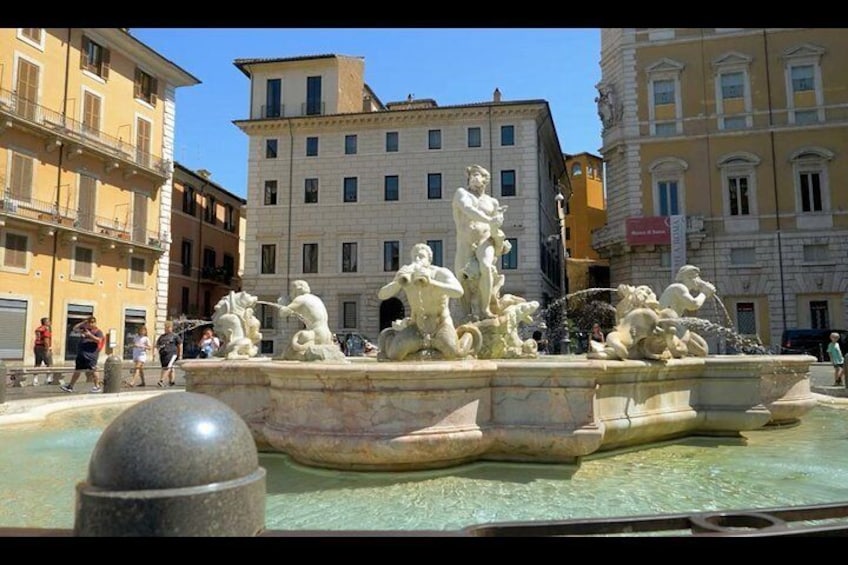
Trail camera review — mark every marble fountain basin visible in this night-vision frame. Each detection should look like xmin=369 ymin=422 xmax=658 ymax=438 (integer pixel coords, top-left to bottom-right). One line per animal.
xmin=181 ymin=354 xmax=816 ymax=471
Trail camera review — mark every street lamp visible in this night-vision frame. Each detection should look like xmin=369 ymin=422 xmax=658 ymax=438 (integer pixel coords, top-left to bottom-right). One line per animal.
xmin=554 ymin=191 xmax=571 ymax=354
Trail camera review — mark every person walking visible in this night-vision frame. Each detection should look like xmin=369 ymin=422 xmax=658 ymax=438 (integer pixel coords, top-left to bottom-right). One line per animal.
xmin=826 ymin=332 xmax=845 ymax=386
xmin=60 ymin=316 xmax=105 ymax=393
xmin=127 ymin=326 xmax=152 ymax=387
xmin=33 ymin=317 xmax=56 ymax=385
xmin=156 ymin=321 xmax=182 ymax=387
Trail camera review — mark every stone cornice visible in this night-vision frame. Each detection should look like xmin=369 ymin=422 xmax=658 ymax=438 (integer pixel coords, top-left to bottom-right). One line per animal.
xmin=233 ymin=103 xmax=547 ymax=134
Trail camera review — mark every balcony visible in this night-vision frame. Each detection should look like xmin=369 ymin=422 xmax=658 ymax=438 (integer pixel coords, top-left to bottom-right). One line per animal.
xmin=0 ymin=188 xmax=166 ymax=253
xmin=260 ymin=104 xmax=285 ymax=119
xmin=201 ymin=265 xmax=234 ymax=285
xmin=252 ymin=102 xmax=325 ymax=119
xmin=0 ymin=87 xmax=170 ymax=182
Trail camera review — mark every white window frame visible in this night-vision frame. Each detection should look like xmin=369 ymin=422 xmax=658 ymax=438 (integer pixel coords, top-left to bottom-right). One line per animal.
xmin=17 ymin=28 xmax=45 ymax=51
xmin=128 ymin=255 xmax=146 ymax=289
xmin=782 ymin=43 xmax=826 ymax=125
xmin=791 ymin=146 xmax=833 ymax=230
xmin=648 ymin=157 xmax=688 ymax=217
xmin=134 ymin=112 xmax=153 ymax=166
xmin=712 ymin=52 xmax=753 ymax=131
xmin=646 ymin=58 xmax=684 ymax=136
xmin=717 ymin=151 xmax=760 ymax=233
xmin=0 ymin=228 xmax=31 ymax=273
xmin=71 ymin=243 xmax=96 ymax=283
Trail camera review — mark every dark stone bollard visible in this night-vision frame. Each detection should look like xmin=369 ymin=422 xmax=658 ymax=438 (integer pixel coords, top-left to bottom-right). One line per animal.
xmin=74 ymin=392 xmax=266 ymax=536
xmin=0 ymin=360 xmax=6 ymax=404
xmin=103 ymin=355 xmax=123 ymax=394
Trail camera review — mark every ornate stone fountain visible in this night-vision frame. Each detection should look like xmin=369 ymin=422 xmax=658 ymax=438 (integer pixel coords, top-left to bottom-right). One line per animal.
xmin=182 ymin=165 xmax=817 ymax=471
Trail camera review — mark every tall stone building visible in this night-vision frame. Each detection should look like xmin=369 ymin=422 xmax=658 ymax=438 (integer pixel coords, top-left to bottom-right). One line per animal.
xmin=0 ymin=28 xmax=198 ymax=364
xmin=595 ymin=28 xmax=848 ymax=348
xmin=233 ymin=54 xmax=566 ymax=355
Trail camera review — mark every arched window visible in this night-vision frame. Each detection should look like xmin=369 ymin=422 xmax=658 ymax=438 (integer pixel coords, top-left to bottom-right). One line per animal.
xmin=648 ymin=157 xmax=688 ymax=216
xmin=571 ymin=163 xmax=582 ymax=176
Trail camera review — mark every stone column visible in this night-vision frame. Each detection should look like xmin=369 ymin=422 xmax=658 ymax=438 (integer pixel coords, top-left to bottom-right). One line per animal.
xmin=103 ymin=355 xmax=123 ymax=393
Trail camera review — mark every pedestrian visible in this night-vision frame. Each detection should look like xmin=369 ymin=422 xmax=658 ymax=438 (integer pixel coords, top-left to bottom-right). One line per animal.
xmin=156 ymin=321 xmax=183 ymax=387
xmin=33 ymin=316 xmax=56 ymax=385
xmin=60 ymin=316 xmax=105 ymax=393
xmin=590 ymin=323 xmax=606 ymax=345
xmin=826 ymin=332 xmax=844 ymax=386
xmin=197 ymin=327 xmax=220 ymax=358
xmin=532 ymin=330 xmax=549 ymax=354
xmin=126 ymin=326 xmax=151 ymax=387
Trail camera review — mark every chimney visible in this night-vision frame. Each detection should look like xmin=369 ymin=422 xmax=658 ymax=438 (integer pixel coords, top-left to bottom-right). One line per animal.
xmin=493 ymin=88 xmax=502 ymax=103
xmin=197 ymin=169 xmax=212 ymax=180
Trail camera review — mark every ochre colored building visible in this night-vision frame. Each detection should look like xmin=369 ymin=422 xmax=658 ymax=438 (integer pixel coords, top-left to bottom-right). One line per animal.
xmin=596 ymin=28 xmax=848 ymax=348
xmin=0 ymin=28 xmax=198 ymax=364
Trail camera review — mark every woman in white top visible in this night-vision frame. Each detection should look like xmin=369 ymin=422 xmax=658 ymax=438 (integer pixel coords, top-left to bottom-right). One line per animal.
xmin=198 ymin=328 xmax=220 ymax=359
xmin=127 ymin=326 xmax=152 ymax=387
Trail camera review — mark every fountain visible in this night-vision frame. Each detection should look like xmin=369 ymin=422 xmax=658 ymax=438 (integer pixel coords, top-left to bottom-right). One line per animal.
xmin=182 ymin=164 xmax=817 ymax=472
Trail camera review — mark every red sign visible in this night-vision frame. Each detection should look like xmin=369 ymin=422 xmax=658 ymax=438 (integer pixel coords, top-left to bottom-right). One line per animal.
xmin=626 ymin=216 xmax=671 ymax=245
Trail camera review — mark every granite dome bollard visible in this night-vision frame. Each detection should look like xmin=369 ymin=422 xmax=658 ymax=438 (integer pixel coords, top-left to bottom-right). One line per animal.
xmin=74 ymin=392 xmax=266 ymax=536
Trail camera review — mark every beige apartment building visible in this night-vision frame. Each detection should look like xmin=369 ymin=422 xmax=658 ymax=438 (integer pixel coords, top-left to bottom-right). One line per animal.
xmin=233 ymin=54 xmax=566 ymax=355
xmin=563 ymin=152 xmax=608 ymax=293
xmin=0 ymin=28 xmax=198 ymax=364
xmin=168 ymin=163 xmax=245 ymax=324
xmin=595 ymin=28 xmax=848 ymax=348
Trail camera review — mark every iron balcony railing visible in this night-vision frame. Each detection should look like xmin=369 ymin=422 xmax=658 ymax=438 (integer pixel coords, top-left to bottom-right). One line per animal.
xmin=0 ymin=188 xmax=166 ymax=250
xmin=254 ymin=102 xmax=325 ymax=119
xmin=0 ymin=87 xmax=168 ymax=177
xmin=260 ymin=104 xmax=284 ymax=118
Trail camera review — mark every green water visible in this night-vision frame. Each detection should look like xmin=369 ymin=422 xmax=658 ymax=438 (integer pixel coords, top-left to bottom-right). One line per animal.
xmin=2 ymin=405 xmax=847 ymax=531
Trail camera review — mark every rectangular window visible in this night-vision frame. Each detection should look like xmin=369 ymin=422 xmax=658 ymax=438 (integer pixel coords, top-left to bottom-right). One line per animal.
xmin=81 ymin=35 xmax=109 ymax=78
xmin=258 ymin=304 xmax=276 ymax=330
xmin=501 ymin=170 xmax=516 ymax=197
xmin=384 ymin=175 xmax=399 ymax=201
xmin=181 ymin=240 xmax=192 ymax=276
xmin=342 ymin=301 xmax=357 ymax=329
xmin=468 ymin=127 xmax=482 ymax=148
xmin=122 ymin=308 xmax=147 ymax=361
xmin=134 ymin=67 xmax=157 ymax=105
xmin=182 ymin=185 xmax=196 ymax=215
xmin=730 ymin=247 xmax=756 ymax=265
xmin=428 ymin=129 xmax=441 ymax=150
xmin=3 ymin=232 xmax=27 ymax=269
xmin=264 ymin=180 xmax=278 ymax=206
xmin=65 ymin=304 xmax=94 ymax=362
xmin=223 ymin=254 xmax=235 ymax=278
xmin=384 ymin=241 xmax=399 ymax=271
xmin=303 ymin=243 xmax=318 ymax=274
xmin=500 ymin=125 xmax=515 ymax=146
xmin=501 ymin=238 xmax=518 ymax=270
xmin=265 ymin=139 xmax=278 ymax=159
xmin=728 ymin=176 xmax=750 ymax=216
xmin=306 ymin=76 xmax=322 ymax=115
xmin=791 ymin=65 xmax=814 ymax=92
xmin=427 ymin=173 xmax=442 ymax=200
xmin=224 ymin=204 xmax=236 ymax=232
xmin=77 ymin=174 xmax=96 ymax=231
xmin=810 ymin=300 xmax=829 ymax=329
xmin=202 ymin=247 xmax=216 ymax=270
xmin=265 ymin=78 xmax=281 ymax=117
xmin=136 ymin=116 xmax=152 ymax=167
xmin=343 ymin=177 xmax=358 ymax=203
xmin=204 ymin=195 xmax=216 ymax=225
xmin=653 ymin=79 xmax=675 ymax=105
xmin=73 ymin=246 xmax=94 ymax=279
xmin=304 ymin=178 xmax=319 ymax=204
xmin=129 ymin=256 xmax=145 ymax=286
xmin=345 ymin=134 xmax=358 ymax=155
xmin=720 ymin=72 xmax=744 ymax=99
xmin=723 ymin=116 xmax=747 ymax=130
xmin=654 ymin=122 xmax=677 ymax=137
xmin=306 ymin=136 xmax=319 ymax=156
xmin=82 ymin=90 xmax=102 ymax=134
xmin=20 ymin=28 xmax=42 ymax=44
xmin=658 ymin=180 xmax=679 ymax=216
xmin=15 ymin=57 xmax=39 ymax=120
xmin=799 ymin=171 xmax=822 ymax=212
xmin=426 ymin=239 xmax=443 ymax=267
xmin=261 ymin=244 xmax=276 ymax=274
xmin=736 ymin=303 xmax=756 ymax=335
xmin=386 ymin=131 xmax=399 ymax=152
xmin=803 ymin=244 xmax=829 ymax=263
xmin=9 ymin=151 xmax=34 ymax=200
xmin=181 ymin=287 xmax=190 ymax=315
xmin=342 ymin=242 xmax=358 ymax=273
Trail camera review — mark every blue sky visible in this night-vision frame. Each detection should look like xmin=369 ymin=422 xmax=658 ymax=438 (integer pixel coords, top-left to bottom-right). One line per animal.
xmin=133 ymin=28 xmax=602 ymax=198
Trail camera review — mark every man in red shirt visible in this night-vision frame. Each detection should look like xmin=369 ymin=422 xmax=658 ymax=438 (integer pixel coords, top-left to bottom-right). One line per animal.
xmin=33 ymin=317 xmax=55 ymax=385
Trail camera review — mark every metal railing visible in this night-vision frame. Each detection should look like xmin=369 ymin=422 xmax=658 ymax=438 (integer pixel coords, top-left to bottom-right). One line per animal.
xmin=0 ymin=87 xmax=167 ymax=176
xmin=259 ymin=104 xmax=284 ymax=118
xmin=0 ymin=188 xmax=166 ymax=250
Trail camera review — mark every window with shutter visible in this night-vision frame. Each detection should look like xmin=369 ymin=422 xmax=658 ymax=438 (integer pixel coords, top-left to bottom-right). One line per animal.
xmin=3 ymin=232 xmax=28 ymax=270
xmin=0 ymin=298 xmax=27 ymax=359
xmin=83 ymin=90 xmax=101 ymax=134
xmin=73 ymin=245 xmax=94 ymax=280
xmin=9 ymin=152 xmax=34 ymax=201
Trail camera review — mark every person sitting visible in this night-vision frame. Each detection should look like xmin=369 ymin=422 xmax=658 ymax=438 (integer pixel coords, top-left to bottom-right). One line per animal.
xmin=198 ymin=328 xmax=221 ymax=359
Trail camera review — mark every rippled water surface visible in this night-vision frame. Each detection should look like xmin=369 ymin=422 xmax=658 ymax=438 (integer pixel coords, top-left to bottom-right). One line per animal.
xmin=2 ymin=404 xmax=847 ymax=531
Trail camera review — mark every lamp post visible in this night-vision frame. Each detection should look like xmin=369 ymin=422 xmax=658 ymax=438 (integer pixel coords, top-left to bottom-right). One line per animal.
xmin=555 ymin=190 xmax=571 ymax=355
